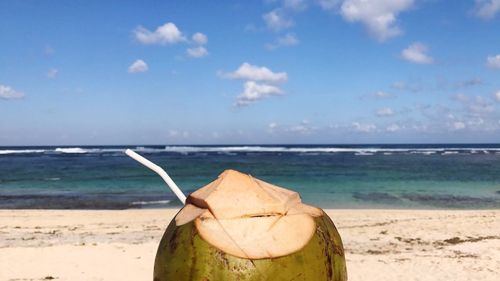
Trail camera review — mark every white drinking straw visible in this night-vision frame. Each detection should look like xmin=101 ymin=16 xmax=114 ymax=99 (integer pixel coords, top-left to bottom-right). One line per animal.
xmin=125 ymin=149 xmax=186 ymax=204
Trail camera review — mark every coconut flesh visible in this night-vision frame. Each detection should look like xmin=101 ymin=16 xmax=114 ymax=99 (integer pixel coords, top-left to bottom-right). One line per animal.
xmin=154 ymin=169 xmax=347 ymax=280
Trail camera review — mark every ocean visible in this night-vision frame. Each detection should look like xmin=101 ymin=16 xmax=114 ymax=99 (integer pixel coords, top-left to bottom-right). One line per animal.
xmin=0 ymin=144 xmax=499 ymax=209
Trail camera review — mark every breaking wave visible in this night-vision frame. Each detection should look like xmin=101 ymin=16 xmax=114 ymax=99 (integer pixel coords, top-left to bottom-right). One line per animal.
xmin=161 ymin=146 xmax=500 ymax=155
xmin=0 ymin=149 xmax=45 ymax=155
xmin=130 ymin=200 xmax=171 ymax=206
xmin=55 ymin=147 xmax=89 ymax=154
xmin=1 ymin=145 xmax=500 ymax=156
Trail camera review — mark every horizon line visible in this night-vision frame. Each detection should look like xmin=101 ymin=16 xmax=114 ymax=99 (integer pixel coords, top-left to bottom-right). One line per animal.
xmin=1 ymin=142 xmax=500 ymax=147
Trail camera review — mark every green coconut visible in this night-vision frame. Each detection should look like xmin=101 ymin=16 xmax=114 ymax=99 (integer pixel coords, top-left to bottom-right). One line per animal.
xmin=153 ymin=170 xmax=347 ymax=281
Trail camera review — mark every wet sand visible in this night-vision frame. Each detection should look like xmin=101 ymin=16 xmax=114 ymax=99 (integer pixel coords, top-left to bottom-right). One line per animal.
xmin=1 ymin=209 xmax=499 ymax=281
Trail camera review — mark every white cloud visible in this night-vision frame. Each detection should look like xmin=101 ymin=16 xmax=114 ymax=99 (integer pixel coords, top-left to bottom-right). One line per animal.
xmin=236 ymin=81 xmax=284 ymax=106
xmin=266 ymin=33 xmax=299 ymax=50
xmin=455 ymin=94 xmax=496 ymax=114
xmin=288 ymin=125 xmax=308 ymax=133
xmin=352 ymin=122 xmax=376 ymax=132
xmin=133 ymin=22 xmax=186 ymax=45
xmin=391 ymin=81 xmax=423 ymax=92
xmin=263 ymin=9 xmax=294 ymax=31
xmin=317 ymin=0 xmax=340 ymax=10
xmin=453 ymin=93 xmax=469 ymax=102
xmin=133 ymin=23 xmax=209 ymax=58
xmin=469 ymin=96 xmax=495 ymax=113
xmin=340 ymin=0 xmax=414 ymax=41
xmin=168 ymin=130 xmax=190 ymax=138
xmin=486 ymin=55 xmax=500 ymax=68
xmin=412 ymin=124 xmax=429 ymax=132
xmin=221 ymin=63 xmax=288 ymax=83
xmin=46 ymin=68 xmax=58 ymax=79
xmin=221 ymin=63 xmax=289 ymax=106
xmin=283 ymin=0 xmax=308 ymax=11
xmin=267 ymin=122 xmax=280 ymax=134
xmin=187 ymin=46 xmax=208 ymax=58
xmin=386 ymin=124 xmax=400 ymax=132
xmin=286 ymin=120 xmax=314 ymax=134
xmin=192 ymin=32 xmax=208 ymax=45
xmin=0 ymin=84 xmax=24 ymax=100
xmin=467 ymin=118 xmax=484 ymax=126
xmin=455 ymin=78 xmax=482 ymax=89
xmin=474 ymin=0 xmax=500 ymax=19
xmin=128 ymin=59 xmax=148 ymax=73
xmin=186 ymin=32 xmax=208 ymax=58
xmin=495 ymin=91 xmax=500 ymax=102
xmin=168 ymin=130 xmax=179 ymax=137
xmin=401 ymin=42 xmax=433 ymax=64
xmin=452 ymin=121 xmax=466 ymax=130
xmin=376 ymin=107 xmax=395 ymax=117
xmin=279 ymin=120 xmax=314 ymax=134
xmin=391 ymin=81 xmax=406 ymax=90
xmin=371 ymin=91 xmax=393 ymax=99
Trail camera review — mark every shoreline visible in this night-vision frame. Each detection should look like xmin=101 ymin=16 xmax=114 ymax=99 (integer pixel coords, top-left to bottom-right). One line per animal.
xmin=1 ymin=209 xmax=499 ymax=280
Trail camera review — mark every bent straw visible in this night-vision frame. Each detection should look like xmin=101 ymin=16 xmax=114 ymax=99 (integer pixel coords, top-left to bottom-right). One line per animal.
xmin=125 ymin=149 xmax=186 ymax=204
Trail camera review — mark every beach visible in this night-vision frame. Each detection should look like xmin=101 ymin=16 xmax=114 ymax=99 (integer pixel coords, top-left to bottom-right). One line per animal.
xmin=3 ymin=0 xmax=500 ymax=279
xmin=1 ymin=209 xmax=499 ymax=281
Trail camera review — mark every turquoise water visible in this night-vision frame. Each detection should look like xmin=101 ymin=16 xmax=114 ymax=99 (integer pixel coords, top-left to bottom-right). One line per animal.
xmin=0 ymin=144 xmax=499 ymax=209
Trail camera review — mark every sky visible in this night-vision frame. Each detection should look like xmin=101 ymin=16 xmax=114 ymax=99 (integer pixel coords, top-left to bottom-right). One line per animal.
xmin=1 ymin=0 xmax=500 ymax=145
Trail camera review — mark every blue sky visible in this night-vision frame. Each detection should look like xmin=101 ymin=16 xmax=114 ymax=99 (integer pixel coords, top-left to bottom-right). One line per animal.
xmin=1 ymin=0 xmax=500 ymax=145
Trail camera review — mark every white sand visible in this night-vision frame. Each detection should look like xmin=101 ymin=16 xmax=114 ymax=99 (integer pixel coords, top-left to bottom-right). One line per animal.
xmin=1 ymin=209 xmax=499 ymax=281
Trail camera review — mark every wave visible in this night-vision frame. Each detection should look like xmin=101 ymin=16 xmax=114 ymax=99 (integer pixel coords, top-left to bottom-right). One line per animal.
xmin=355 ymin=152 xmax=374 ymax=156
xmin=0 ymin=149 xmax=45 ymax=155
xmin=1 ymin=145 xmax=500 ymax=156
xmin=133 ymin=146 xmax=167 ymax=153
xmin=44 ymin=177 xmax=61 ymax=181
xmin=164 ymin=145 xmax=408 ymax=153
xmin=54 ymin=147 xmax=124 ymax=154
xmin=163 ymin=146 xmax=290 ymax=153
xmin=130 ymin=200 xmax=171 ymax=206
xmin=55 ymin=147 xmax=88 ymax=153
xmin=163 ymin=146 xmax=500 ymax=154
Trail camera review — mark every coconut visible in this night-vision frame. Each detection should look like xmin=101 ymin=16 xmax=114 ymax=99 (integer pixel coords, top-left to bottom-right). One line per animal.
xmin=153 ymin=170 xmax=347 ymax=281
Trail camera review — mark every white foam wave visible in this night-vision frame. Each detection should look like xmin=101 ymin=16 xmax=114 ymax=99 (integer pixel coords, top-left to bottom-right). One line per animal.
xmin=130 ymin=200 xmax=171 ymax=206
xmin=55 ymin=147 xmax=88 ymax=153
xmin=0 ymin=146 xmax=499 ymax=155
xmin=133 ymin=146 xmax=166 ymax=153
xmin=0 ymin=149 xmax=45 ymax=155
xmin=355 ymin=152 xmax=374 ymax=156
xmin=163 ymin=146 xmax=289 ymax=153
xmin=54 ymin=147 xmax=124 ymax=154
xmin=44 ymin=177 xmax=61 ymax=181
xmin=163 ymin=146 xmax=500 ymax=154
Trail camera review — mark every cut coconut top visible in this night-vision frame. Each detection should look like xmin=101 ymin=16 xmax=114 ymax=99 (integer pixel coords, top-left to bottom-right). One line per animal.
xmin=186 ymin=169 xmax=301 ymax=219
xmin=175 ymin=169 xmax=323 ymax=259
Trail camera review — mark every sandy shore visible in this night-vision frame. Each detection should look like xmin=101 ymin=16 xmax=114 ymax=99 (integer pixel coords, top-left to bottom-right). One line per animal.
xmin=1 ymin=209 xmax=499 ymax=281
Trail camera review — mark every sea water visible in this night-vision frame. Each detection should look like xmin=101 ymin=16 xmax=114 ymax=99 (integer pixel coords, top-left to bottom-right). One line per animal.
xmin=0 ymin=144 xmax=499 ymax=209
